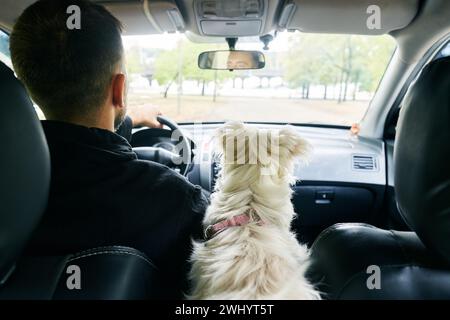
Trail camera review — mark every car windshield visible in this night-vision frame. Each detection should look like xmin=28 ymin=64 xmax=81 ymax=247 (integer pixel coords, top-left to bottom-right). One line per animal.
xmin=124 ymin=32 xmax=396 ymax=126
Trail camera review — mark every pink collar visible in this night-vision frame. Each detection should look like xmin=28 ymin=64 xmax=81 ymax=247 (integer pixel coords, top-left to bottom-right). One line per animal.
xmin=204 ymin=208 xmax=263 ymax=240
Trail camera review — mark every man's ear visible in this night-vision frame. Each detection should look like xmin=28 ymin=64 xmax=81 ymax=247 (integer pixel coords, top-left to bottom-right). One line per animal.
xmin=112 ymin=73 xmax=126 ymax=109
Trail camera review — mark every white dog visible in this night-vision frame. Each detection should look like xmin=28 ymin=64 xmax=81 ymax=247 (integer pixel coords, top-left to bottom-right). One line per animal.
xmin=188 ymin=122 xmax=321 ymax=300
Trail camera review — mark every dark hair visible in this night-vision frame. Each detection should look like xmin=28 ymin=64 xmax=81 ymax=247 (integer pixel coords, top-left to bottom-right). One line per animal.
xmin=10 ymin=0 xmax=123 ymax=120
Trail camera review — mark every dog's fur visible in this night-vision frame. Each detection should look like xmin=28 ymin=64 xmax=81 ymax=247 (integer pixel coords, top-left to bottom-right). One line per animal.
xmin=188 ymin=122 xmax=321 ymax=300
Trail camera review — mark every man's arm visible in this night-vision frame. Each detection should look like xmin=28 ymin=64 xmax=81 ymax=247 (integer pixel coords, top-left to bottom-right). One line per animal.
xmin=116 ymin=105 xmax=163 ymax=142
xmin=127 ymin=104 xmax=163 ymax=128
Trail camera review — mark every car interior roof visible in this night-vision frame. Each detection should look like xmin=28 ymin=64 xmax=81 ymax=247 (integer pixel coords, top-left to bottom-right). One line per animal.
xmin=0 ymin=0 xmax=422 ymax=37
xmin=1 ymin=1 xmax=449 ymax=61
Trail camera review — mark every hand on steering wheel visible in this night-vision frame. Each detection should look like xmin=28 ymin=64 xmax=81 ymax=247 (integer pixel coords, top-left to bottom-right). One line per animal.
xmin=132 ymin=116 xmax=192 ymax=176
xmin=127 ymin=104 xmax=163 ymax=128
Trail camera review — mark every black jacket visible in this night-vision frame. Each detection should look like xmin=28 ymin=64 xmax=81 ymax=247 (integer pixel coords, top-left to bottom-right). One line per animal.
xmin=26 ymin=118 xmax=208 ymax=297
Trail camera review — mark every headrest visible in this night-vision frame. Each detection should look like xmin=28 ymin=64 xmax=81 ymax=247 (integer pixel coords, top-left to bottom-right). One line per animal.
xmin=0 ymin=62 xmax=50 ymax=282
xmin=395 ymin=57 xmax=450 ymax=264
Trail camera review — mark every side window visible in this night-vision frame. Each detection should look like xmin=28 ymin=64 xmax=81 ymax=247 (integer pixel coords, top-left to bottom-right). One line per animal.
xmin=0 ymin=29 xmax=12 ymax=68
xmin=385 ymin=38 xmax=450 ymax=139
xmin=434 ymin=42 xmax=450 ymax=60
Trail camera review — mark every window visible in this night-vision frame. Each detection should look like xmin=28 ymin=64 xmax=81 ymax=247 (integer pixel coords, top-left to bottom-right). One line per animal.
xmin=123 ymin=32 xmax=396 ymax=126
xmin=434 ymin=41 xmax=450 ymax=60
xmin=0 ymin=29 xmax=12 ymax=68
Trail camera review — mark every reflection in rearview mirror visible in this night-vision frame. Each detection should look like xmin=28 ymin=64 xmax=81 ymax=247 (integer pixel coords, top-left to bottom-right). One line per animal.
xmin=198 ymin=50 xmax=265 ymax=70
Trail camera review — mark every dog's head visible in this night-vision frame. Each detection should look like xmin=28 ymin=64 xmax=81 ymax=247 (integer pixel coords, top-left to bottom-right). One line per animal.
xmin=215 ymin=122 xmax=311 ymax=182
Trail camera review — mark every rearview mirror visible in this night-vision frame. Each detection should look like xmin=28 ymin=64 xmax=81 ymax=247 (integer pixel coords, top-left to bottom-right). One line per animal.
xmin=198 ymin=50 xmax=265 ymax=70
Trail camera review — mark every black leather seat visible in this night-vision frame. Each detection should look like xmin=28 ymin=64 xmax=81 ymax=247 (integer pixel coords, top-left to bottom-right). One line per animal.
xmin=307 ymin=57 xmax=450 ymax=299
xmin=0 ymin=61 xmax=158 ymax=299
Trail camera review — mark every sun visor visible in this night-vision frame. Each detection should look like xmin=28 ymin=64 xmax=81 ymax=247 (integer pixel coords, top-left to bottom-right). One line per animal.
xmin=103 ymin=0 xmax=185 ymax=35
xmin=279 ymin=0 xmax=420 ymax=35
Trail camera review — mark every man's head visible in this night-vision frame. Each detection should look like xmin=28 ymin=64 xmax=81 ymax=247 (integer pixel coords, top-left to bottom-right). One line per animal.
xmin=227 ymin=50 xmax=260 ymax=70
xmin=10 ymin=0 xmax=127 ymax=130
xmin=226 ymin=51 xmax=257 ymax=70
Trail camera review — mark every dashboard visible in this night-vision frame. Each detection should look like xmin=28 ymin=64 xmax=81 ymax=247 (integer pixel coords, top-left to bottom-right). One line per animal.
xmin=178 ymin=123 xmax=386 ymax=189
xmin=132 ymin=123 xmax=387 ymax=245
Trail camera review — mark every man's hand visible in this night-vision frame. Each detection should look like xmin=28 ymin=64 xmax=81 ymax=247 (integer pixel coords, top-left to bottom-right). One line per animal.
xmin=127 ymin=104 xmax=163 ymax=128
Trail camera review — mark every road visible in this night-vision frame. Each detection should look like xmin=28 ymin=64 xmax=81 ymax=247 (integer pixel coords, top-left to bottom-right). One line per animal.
xmin=128 ymin=92 xmax=369 ymax=126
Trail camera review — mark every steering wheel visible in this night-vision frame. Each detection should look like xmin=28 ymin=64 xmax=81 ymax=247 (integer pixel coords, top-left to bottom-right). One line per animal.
xmin=132 ymin=116 xmax=192 ymax=176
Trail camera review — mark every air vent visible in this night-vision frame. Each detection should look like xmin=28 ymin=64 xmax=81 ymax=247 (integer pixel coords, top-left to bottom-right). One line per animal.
xmin=352 ymin=155 xmax=378 ymax=171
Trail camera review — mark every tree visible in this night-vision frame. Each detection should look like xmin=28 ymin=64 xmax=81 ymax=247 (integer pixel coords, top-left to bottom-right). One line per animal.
xmin=153 ymin=39 xmax=235 ymax=98
xmin=357 ymin=35 xmax=396 ymax=92
xmin=284 ymin=34 xmax=340 ymax=99
xmin=283 ymin=33 xmax=395 ymax=101
xmin=126 ymin=45 xmax=145 ymax=74
xmin=153 ymin=46 xmax=179 ymax=86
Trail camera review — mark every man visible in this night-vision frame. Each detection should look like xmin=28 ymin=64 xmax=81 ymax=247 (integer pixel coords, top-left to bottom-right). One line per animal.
xmin=226 ymin=51 xmax=259 ymax=70
xmin=10 ymin=0 xmax=208 ymax=298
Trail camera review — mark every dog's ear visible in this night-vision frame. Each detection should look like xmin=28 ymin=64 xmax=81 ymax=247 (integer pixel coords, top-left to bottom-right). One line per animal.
xmin=278 ymin=126 xmax=311 ymax=161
